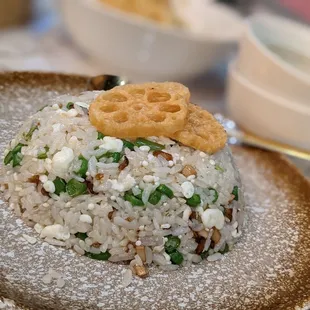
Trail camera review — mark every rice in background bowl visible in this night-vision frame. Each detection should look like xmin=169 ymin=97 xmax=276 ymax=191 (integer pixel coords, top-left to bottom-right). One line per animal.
xmin=0 ymin=91 xmax=244 ymax=278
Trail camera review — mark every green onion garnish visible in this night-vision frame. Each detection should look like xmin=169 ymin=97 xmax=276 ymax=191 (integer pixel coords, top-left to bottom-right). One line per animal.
xmin=219 ymin=243 xmax=230 ymax=254
xmin=112 ymin=152 xmax=121 ymax=163
xmin=148 ymin=190 xmax=162 ymax=205
xmin=200 ymin=251 xmax=209 ymax=260
xmin=97 ymin=132 xmax=104 ymax=140
xmin=170 ymin=250 xmax=184 ymax=265
xmin=232 ymin=186 xmax=239 ymax=201
xmin=208 ymin=187 xmax=219 ymax=203
xmin=157 ymin=184 xmax=174 ymax=199
xmin=37 ymin=146 xmax=49 ymax=160
xmin=122 ymin=139 xmax=135 ymax=151
xmin=124 ymin=192 xmax=144 ymax=207
xmin=164 ymin=235 xmax=181 ymax=254
xmin=66 ymin=179 xmax=87 ymax=197
xmin=75 ymin=232 xmax=87 ymax=241
xmin=24 ymin=124 xmax=39 ymax=141
xmin=12 ymin=152 xmax=23 ymax=167
xmin=4 ymin=143 xmax=26 ymax=166
xmin=66 ymin=102 xmax=74 ymax=110
xmin=135 ymin=138 xmax=164 ymax=151
xmin=85 ymin=251 xmax=111 ymax=261
xmin=75 ymin=155 xmax=88 ymax=178
xmin=186 ymin=194 xmax=201 ymax=207
xmin=53 ymin=177 xmax=67 ymax=196
xmin=215 ymin=164 xmax=225 ymax=173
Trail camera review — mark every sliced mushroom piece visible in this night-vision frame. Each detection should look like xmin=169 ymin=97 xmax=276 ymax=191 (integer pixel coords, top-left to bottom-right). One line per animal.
xmin=197 ymin=229 xmax=209 ymax=239
xmin=119 ymin=156 xmax=129 ymax=171
xmin=224 ymin=208 xmax=233 ymax=221
xmin=181 ymin=165 xmax=197 ymax=177
xmin=134 ymin=265 xmax=149 ymax=278
xmin=153 ymin=150 xmax=173 ymax=161
xmin=211 ymin=228 xmax=221 ymax=244
xmin=136 ymin=245 xmax=146 ymax=263
xmin=195 ymin=238 xmax=206 ymax=255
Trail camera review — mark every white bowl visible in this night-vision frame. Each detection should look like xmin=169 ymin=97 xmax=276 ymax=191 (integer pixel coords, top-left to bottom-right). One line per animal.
xmin=235 ymin=14 xmax=310 ymax=107
xmin=59 ymin=0 xmax=242 ymax=81
xmin=227 ymin=64 xmax=310 ymax=151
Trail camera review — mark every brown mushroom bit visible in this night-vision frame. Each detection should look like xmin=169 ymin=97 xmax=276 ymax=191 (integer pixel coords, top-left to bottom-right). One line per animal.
xmin=27 ymin=175 xmax=40 ymax=185
xmin=136 ymin=245 xmax=146 ymax=262
xmin=211 ymin=228 xmax=221 ymax=244
xmin=224 ymin=208 xmax=233 ymax=221
xmin=95 ymin=173 xmax=104 ymax=180
xmin=181 ymin=165 xmax=197 ymax=177
xmin=134 ymin=265 xmax=149 ymax=278
xmin=119 ymin=156 xmax=129 ymax=171
xmin=195 ymin=237 xmax=206 ymax=255
xmin=92 ymin=242 xmax=101 ymax=248
xmin=153 ymin=150 xmax=173 ymax=161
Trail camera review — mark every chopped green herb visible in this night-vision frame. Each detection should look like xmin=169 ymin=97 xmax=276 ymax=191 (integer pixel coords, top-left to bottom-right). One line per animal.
xmin=208 ymin=187 xmax=219 ymax=203
xmin=24 ymin=124 xmax=39 ymax=141
xmin=219 ymin=243 xmax=230 ymax=254
xmin=53 ymin=177 xmax=67 ymax=196
xmin=97 ymin=132 xmax=105 ymax=140
xmin=170 ymin=250 xmax=184 ymax=265
xmin=122 ymin=139 xmax=135 ymax=151
xmin=4 ymin=151 xmax=13 ymax=165
xmin=12 ymin=152 xmax=23 ymax=167
xmin=4 ymin=143 xmax=26 ymax=166
xmin=157 ymin=184 xmax=174 ymax=199
xmin=66 ymin=102 xmax=74 ymax=110
xmin=112 ymin=152 xmax=121 ymax=163
xmin=37 ymin=146 xmax=49 ymax=159
xmin=66 ymin=179 xmax=87 ymax=197
xmin=148 ymin=190 xmax=162 ymax=205
xmin=75 ymin=155 xmax=88 ymax=178
xmin=135 ymin=191 xmax=143 ymax=200
xmin=85 ymin=251 xmax=111 ymax=261
xmin=97 ymin=151 xmax=120 ymax=161
xmin=124 ymin=192 xmax=144 ymax=207
xmin=164 ymin=235 xmax=181 ymax=254
xmin=232 ymin=186 xmax=239 ymax=201
xmin=186 ymin=194 xmax=201 ymax=207
xmin=135 ymin=138 xmax=164 ymax=151
xmin=215 ymin=164 xmax=225 ymax=173
xmin=200 ymin=251 xmax=209 ymax=260
xmin=75 ymin=232 xmax=87 ymax=241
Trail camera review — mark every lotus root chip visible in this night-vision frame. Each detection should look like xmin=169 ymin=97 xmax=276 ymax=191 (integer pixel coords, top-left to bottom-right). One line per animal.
xmin=170 ymin=104 xmax=227 ymax=154
xmin=89 ymin=82 xmax=189 ymax=138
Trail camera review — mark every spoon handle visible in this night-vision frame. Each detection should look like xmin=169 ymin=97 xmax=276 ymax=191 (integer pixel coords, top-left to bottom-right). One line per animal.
xmin=233 ymin=129 xmax=310 ymax=161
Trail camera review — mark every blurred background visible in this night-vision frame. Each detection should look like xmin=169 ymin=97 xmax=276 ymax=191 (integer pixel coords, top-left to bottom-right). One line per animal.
xmin=1 ymin=0 xmax=310 ymax=173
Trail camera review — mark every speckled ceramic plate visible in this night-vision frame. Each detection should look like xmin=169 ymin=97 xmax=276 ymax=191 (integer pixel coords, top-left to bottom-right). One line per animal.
xmin=1 ymin=72 xmax=310 ymax=310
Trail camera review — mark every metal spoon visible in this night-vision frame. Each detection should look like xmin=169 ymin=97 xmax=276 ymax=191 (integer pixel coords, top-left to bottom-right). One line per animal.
xmin=88 ymin=74 xmax=129 ymax=91
xmin=87 ymin=75 xmax=310 ymax=161
xmin=215 ymin=113 xmax=310 ymax=161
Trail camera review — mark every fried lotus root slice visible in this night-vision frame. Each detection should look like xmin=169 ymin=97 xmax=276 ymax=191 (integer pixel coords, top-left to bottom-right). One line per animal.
xmin=111 ymin=82 xmax=190 ymax=102
xmin=170 ymin=104 xmax=227 ymax=154
xmin=89 ymin=83 xmax=189 ymax=138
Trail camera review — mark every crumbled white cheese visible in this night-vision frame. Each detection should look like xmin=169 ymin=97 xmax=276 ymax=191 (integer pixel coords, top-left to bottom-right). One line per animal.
xmin=99 ymin=137 xmax=123 ymax=153
xmin=135 ymin=240 xmax=142 ymax=246
xmin=168 ymin=161 xmax=174 ymax=167
xmin=79 ymin=214 xmax=92 ymax=224
xmin=87 ymin=203 xmax=95 ymax=210
xmin=209 ymin=159 xmax=215 ymax=165
xmin=52 ymin=147 xmax=74 ymax=176
xmin=22 ymin=234 xmax=37 ymax=245
xmin=143 ymin=175 xmax=154 ymax=183
xmin=110 ymin=196 xmax=116 ymax=201
xmin=43 ymin=180 xmax=55 ymax=193
xmin=142 ymin=160 xmax=148 ymax=167
xmin=40 ymin=224 xmax=70 ymax=241
xmin=181 ymin=181 xmax=195 ymax=198
xmin=139 ymin=146 xmax=150 ymax=152
xmin=67 ymin=109 xmax=78 ymax=117
xmin=109 ymin=174 xmax=136 ymax=192
xmin=201 ymin=209 xmax=225 ymax=230
xmin=52 ymin=104 xmax=59 ymax=110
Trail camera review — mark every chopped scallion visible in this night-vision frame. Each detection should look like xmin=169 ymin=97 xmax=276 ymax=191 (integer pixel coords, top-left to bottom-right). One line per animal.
xmin=208 ymin=187 xmax=219 ymax=203
xmin=148 ymin=190 xmax=162 ymax=205
xmin=66 ymin=179 xmax=87 ymax=197
xmin=164 ymin=235 xmax=181 ymax=254
xmin=135 ymin=138 xmax=164 ymax=151
xmin=232 ymin=186 xmax=239 ymax=201
xmin=186 ymin=194 xmax=201 ymax=207
xmin=53 ymin=177 xmax=67 ymax=196
xmin=124 ymin=192 xmax=144 ymax=207
xmin=85 ymin=251 xmax=111 ymax=261
xmin=170 ymin=250 xmax=184 ymax=265
xmin=75 ymin=155 xmax=88 ymax=178
xmin=157 ymin=184 xmax=174 ymax=199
